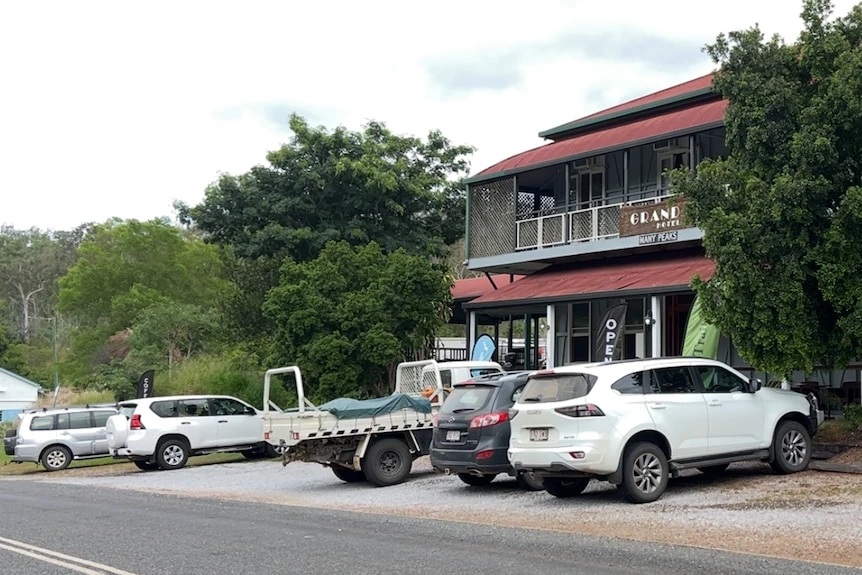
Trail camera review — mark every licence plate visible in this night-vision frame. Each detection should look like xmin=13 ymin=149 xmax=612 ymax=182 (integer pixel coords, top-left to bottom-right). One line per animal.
xmin=446 ymin=430 xmax=461 ymax=441
xmin=529 ymin=428 xmax=549 ymax=442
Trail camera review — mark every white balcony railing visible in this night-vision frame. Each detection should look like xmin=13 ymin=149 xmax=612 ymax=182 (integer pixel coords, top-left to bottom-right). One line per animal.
xmin=515 ymin=195 xmax=672 ymax=251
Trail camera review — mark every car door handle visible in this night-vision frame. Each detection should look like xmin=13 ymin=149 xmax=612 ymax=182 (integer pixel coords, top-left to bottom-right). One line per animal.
xmin=218 ymin=420 xmax=228 ymax=423
xmin=180 ymin=422 xmax=191 ymax=425
xmin=648 ymin=403 xmax=666 ymax=410
xmin=708 ymin=400 xmax=722 ymax=407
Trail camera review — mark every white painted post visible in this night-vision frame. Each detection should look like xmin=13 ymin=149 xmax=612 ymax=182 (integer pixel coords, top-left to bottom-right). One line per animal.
xmin=546 ymin=304 xmax=555 ymax=369
xmin=651 ymin=295 xmax=662 ymax=358
xmin=467 ymin=311 xmax=477 ymax=361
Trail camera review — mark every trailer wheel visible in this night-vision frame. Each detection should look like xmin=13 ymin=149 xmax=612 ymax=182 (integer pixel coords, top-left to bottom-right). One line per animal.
xmin=363 ymin=438 xmax=412 ymax=487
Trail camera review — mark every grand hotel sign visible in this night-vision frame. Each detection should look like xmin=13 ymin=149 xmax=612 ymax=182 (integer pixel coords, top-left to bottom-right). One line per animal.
xmin=619 ymin=197 xmax=689 ymax=245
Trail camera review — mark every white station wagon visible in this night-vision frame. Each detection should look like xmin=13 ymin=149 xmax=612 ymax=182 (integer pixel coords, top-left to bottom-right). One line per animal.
xmin=508 ymin=358 xmax=820 ymax=503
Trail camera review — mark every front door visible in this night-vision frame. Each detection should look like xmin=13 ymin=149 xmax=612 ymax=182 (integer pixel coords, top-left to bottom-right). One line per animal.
xmin=210 ymin=398 xmax=261 ymax=446
xmin=693 ymin=364 xmax=764 ymax=454
xmin=664 ymin=294 xmax=694 ymax=357
xmin=644 ymin=366 xmax=709 ymax=460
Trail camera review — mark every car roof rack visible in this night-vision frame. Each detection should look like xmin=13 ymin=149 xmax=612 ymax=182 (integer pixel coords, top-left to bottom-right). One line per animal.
xmin=23 ymin=402 xmax=119 ymax=414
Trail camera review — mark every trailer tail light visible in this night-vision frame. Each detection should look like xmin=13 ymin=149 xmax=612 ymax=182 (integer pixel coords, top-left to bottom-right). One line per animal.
xmin=292 ymin=432 xmax=300 ymax=441
xmin=554 ymin=404 xmax=605 ymax=418
xmin=130 ymin=414 xmax=145 ymax=430
xmin=469 ymin=411 xmax=509 ymax=429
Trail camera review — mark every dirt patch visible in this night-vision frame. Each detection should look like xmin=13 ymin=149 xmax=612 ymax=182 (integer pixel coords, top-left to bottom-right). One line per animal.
xmin=829 ymin=447 xmax=862 ymax=465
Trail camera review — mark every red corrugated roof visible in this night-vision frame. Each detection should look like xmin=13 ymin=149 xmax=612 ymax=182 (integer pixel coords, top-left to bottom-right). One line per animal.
xmin=468 ymin=255 xmax=715 ymax=306
xmin=575 ymin=74 xmax=715 ymax=123
xmin=474 ymin=99 xmax=727 ymax=179
xmin=451 ymin=274 xmax=522 ymax=300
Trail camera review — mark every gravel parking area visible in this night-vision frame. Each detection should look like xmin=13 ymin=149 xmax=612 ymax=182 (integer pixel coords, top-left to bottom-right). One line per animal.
xmin=12 ymin=457 xmax=862 ymax=568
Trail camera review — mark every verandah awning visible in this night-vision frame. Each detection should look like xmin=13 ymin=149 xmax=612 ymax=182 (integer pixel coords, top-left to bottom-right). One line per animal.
xmin=465 ymin=252 xmax=715 ymax=309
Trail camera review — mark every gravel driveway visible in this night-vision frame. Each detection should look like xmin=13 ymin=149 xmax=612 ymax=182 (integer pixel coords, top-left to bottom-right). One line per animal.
xmin=14 ymin=457 xmax=862 ymax=568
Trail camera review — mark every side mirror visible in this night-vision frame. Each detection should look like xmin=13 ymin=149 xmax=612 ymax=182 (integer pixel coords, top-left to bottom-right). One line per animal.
xmin=750 ymin=378 xmax=762 ymax=392
xmin=245 ymin=406 xmax=258 ymax=415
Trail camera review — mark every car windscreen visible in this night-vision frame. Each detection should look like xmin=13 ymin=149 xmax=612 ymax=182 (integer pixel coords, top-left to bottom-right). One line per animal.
xmin=519 ymin=374 xmax=597 ymax=403
xmin=439 ymin=385 xmax=495 ymax=415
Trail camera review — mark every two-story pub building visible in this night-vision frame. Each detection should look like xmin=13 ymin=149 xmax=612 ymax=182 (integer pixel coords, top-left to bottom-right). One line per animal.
xmin=455 ymin=74 xmax=860 ymax=404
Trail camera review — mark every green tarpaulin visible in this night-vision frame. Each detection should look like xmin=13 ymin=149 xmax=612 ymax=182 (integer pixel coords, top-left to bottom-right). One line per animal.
xmin=682 ymin=295 xmax=721 ymax=359
xmin=316 ymin=393 xmax=432 ymax=419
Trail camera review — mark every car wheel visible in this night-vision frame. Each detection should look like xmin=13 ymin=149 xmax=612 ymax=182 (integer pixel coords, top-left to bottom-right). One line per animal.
xmin=542 ymin=477 xmax=590 ymax=498
xmin=516 ymin=471 xmax=545 ymax=491
xmin=133 ymin=460 xmax=159 ymax=471
xmin=770 ymin=420 xmax=811 ymax=474
xmin=457 ymin=473 xmax=496 ymax=486
xmin=619 ymin=442 xmax=669 ymax=504
xmin=331 ymin=465 xmax=366 ymax=483
xmin=41 ymin=445 xmax=72 ymax=472
xmin=697 ymin=463 xmax=729 ymax=476
xmin=362 ymin=438 xmax=412 ymax=487
xmin=156 ymin=438 xmax=189 ymax=471
xmin=265 ymin=443 xmax=287 ymax=459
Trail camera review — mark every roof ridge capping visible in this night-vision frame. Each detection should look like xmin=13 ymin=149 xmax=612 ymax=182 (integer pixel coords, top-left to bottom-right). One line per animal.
xmin=539 ymin=73 xmax=716 ymax=141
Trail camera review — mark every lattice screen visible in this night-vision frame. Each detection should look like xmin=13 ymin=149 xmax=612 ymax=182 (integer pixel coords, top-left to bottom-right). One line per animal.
xmin=469 ymin=178 xmax=516 ymax=258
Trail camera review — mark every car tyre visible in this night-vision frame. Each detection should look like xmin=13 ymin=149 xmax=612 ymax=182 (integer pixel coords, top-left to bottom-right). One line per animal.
xmin=362 ymin=438 xmax=412 ymax=487
xmin=457 ymin=473 xmax=496 ymax=486
xmin=41 ymin=445 xmax=72 ymax=472
xmin=155 ymin=438 xmax=190 ymax=471
xmin=770 ymin=420 xmax=811 ymax=474
xmin=133 ymin=460 xmax=159 ymax=471
xmin=331 ymin=465 xmax=366 ymax=483
xmin=516 ymin=471 xmax=545 ymax=491
xmin=542 ymin=477 xmax=590 ymax=498
xmin=619 ymin=442 xmax=669 ymax=504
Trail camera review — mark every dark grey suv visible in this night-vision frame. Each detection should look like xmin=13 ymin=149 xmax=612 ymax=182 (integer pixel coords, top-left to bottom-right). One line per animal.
xmin=430 ymin=371 xmax=542 ymax=490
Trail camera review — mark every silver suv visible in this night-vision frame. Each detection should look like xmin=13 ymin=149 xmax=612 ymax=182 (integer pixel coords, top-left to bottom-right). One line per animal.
xmin=3 ymin=405 xmax=118 ymax=471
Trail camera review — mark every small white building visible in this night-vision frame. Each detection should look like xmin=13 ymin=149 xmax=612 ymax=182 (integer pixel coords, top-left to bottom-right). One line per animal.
xmin=0 ymin=367 xmax=41 ymax=421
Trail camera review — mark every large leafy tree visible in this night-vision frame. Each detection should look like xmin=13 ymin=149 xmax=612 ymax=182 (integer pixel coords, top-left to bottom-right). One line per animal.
xmin=263 ymin=241 xmax=452 ymax=400
xmin=57 ymin=219 xmax=228 ymax=380
xmin=671 ymin=0 xmax=862 ymax=376
xmin=176 ymin=115 xmax=472 ymax=343
xmin=177 ymin=114 xmax=473 ymax=262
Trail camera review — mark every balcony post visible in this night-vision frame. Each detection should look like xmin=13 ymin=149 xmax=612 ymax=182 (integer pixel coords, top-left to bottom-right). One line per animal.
xmin=467 ymin=310 xmax=477 ymax=362
xmin=564 ymin=162 xmax=570 ymax=243
xmin=689 ymin=135 xmax=695 ymax=171
xmin=623 ymin=149 xmax=629 ymax=203
xmin=512 ymin=175 xmax=518 ymax=252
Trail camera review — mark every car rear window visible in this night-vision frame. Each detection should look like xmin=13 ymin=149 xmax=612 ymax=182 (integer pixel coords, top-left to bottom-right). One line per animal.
xmin=519 ymin=374 xmax=597 ymax=403
xmin=118 ymin=404 xmax=137 ymax=419
xmin=440 ymin=385 xmax=495 ymax=415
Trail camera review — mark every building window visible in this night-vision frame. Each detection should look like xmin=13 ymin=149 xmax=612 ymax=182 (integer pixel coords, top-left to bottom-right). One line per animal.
xmin=569 ymin=157 xmax=605 ymax=209
xmin=571 ymin=302 xmax=590 ymax=362
xmin=658 ymin=150 xmax=689 ymax=192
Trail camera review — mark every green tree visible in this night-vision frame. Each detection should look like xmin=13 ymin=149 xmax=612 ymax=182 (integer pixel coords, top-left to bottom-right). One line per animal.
xmin=129 ymin=301 xmax=219 ymax=376
xmin=176 ymin=115 xmax=472 ymax=344
xmin=0 ymin=226 xmax=75 ymax=343
xmin=57 ymin=219 xmax=228 ymax=382
xmin=263 ymin=241 xmax=452 ymax=401
xmin=670 ymin=0 xmax=862 ymax=376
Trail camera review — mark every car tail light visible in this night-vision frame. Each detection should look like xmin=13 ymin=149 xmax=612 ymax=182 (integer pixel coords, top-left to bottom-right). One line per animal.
xmin=469 ymin=411 xmax=509 ymax=429
xmin=554 ymin=404 xmax=605 ymax=418
xmin=130 ymin=414 xmax=145 ymax=430
xmin=476 ymin=450 xmax=494 ymax=460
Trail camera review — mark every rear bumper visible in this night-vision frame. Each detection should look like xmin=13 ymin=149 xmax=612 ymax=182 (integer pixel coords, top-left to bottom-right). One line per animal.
xmin=430 ymin=446 xmax=513 ymax=476
xmin=508 ymin=441 xmax=617 ymax=476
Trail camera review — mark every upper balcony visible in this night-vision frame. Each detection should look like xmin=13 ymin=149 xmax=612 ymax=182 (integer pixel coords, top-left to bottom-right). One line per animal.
xmin=465 ymin=126 xmax=729 ymax=274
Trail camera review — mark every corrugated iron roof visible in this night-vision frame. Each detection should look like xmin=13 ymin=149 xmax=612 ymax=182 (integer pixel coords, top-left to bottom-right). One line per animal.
xmin=470 ymin=99 xmax=727 ymax=182
xmin=451 ymin=274 xmax=522 ymax=300
xmin=466 ymin=254 xmax=715 ymax=307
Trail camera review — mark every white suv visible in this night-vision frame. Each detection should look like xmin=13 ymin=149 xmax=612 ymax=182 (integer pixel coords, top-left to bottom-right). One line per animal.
xmin=508 ymin=358 xmax=820 ymax=504
xmin=105 ymin=395 xmax=267 ymax=471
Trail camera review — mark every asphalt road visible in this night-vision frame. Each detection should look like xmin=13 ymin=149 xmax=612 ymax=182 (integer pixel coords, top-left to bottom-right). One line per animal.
xmin=0 ymin=480 xmax=858 ymax=575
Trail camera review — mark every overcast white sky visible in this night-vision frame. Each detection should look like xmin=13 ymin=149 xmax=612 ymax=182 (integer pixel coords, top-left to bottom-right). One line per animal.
xmin=1 ymin=0 xmax=857 ymax=231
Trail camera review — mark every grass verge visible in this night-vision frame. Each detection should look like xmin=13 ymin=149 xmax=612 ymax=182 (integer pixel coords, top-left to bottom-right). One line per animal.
xmin=0 ymin=450 xmax=248 ymax=477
